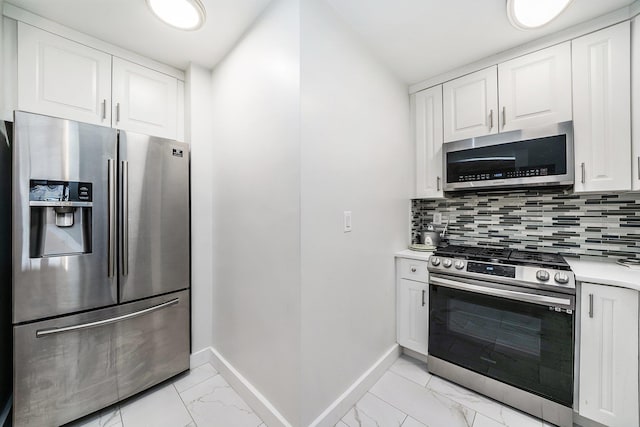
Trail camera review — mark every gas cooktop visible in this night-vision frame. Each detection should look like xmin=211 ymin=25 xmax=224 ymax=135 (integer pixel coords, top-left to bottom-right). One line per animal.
xmin=434 ymin=244 xmax=570 ymax=270
xmin=429 ymin=244 xmax=575 ymax=292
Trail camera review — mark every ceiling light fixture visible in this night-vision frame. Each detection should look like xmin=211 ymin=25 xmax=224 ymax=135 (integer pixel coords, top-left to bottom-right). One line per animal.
xmin=146 ymin=0 xmax=206 ymax=31
xmin=507 ymin=0 xmax=574 ymax=30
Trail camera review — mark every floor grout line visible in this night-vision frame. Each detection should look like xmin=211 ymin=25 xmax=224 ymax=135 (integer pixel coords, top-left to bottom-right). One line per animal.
xmin=173 ymin=382 xmax=198 ymax=427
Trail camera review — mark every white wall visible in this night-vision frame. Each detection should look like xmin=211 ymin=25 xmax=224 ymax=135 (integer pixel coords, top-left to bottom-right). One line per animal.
xmin=186 ymin=63 xmax=214 ymax=354
xmin=299 ymin=0 xmax=412 ymax=424
xmin=208 ymin=0 xmax=301 ymax=424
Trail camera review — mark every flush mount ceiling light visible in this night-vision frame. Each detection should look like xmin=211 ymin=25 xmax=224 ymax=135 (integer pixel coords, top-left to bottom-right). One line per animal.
xmin=146 ymin=0 xmax=206 ymax=31
xmin=507 ymin=0 xmax=574 ymax=30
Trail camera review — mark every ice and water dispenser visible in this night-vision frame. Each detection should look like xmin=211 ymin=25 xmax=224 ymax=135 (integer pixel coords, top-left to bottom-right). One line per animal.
xmin=29 ymin=180 xmax=93 ymax=257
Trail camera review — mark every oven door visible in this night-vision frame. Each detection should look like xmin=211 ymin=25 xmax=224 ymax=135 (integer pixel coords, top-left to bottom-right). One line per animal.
xmin=429 ymin=274 xmax=574 ymax=407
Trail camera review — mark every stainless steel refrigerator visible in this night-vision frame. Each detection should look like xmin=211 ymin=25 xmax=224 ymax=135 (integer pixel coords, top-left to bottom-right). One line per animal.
xmin=11 ymin=111 xmax=191 ymax=427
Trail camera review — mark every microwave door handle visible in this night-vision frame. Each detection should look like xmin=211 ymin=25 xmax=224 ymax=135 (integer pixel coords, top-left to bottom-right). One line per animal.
xmin=430 ymin=276 xmax=572 ymax=307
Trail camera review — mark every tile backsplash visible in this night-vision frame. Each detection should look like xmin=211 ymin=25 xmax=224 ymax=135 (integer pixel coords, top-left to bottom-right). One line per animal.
xmin=412 ymin=189 xmax=640 ymax=259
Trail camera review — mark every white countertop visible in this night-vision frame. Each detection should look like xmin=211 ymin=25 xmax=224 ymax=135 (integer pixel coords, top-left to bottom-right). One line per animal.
xmin=395 ymin=249 xmax=432 ymax=262
xmin=565 ymin=257 xmax=640 ymax=291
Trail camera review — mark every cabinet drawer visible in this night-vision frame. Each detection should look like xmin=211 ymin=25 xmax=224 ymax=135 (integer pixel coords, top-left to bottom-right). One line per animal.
xmin=399 ymin=258 xmax=429 ymax=282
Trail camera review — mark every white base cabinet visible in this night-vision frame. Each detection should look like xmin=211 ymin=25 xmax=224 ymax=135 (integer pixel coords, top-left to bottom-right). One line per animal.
xmin=579 ymin=283 xmax=639 ymax=427
xmin=572 ymin=22 xmax=631 ymax=193
xmin=396 ymin=258 xmax=429 ymax=356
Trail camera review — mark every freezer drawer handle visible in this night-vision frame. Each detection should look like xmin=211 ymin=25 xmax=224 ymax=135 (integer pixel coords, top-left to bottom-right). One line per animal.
xmin=35 ymin=298 xmax=180 ymax=338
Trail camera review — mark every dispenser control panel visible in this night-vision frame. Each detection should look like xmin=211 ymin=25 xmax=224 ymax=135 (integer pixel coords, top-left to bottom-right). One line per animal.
xmin=29 ymin=180 xmax=92 ymax=202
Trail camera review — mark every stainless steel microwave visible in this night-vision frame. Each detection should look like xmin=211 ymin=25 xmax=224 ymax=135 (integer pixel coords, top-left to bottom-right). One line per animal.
xmin=443 ymin=122 xmax=574 ymax=192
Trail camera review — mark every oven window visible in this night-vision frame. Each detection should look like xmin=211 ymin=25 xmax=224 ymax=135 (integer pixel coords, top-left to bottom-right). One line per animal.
xmin=430 ymin=284 xmax=574 ymax=406
xmin=448 ymin=300 xmax=542 ymax=357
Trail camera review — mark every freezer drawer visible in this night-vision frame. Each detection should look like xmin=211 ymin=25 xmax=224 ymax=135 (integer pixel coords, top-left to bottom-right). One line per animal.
xmin=13 ymin=290 xmax=190 ymax=427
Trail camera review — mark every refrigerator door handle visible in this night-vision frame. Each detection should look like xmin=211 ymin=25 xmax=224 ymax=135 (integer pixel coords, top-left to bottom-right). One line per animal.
xmin=35 ymin=298 xmax=180 ymax=337
xmin=108 ymin=159 xmax=116 ymax=277
xmin=121 ymin=160 xmax=129 ymax=276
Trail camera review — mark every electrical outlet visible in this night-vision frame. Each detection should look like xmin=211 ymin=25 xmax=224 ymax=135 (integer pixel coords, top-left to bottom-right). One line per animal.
xmin=344 ymin=211 xmax=352 ymax=232
xmin=433 ymin=212 xmax=442 ymax=225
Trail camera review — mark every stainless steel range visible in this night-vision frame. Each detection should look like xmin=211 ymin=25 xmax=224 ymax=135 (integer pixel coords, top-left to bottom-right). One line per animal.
xmin=427 ymin=245 xmax=575 ymax=427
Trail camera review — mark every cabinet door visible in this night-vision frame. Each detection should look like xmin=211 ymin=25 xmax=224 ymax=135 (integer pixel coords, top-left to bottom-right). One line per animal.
xmin=632 ymin=16 xmax=640 ymax=191
xmin=573 ymin=23 xmax=631 ymax=193
xmin=112 ymin=57 xmax=178 ymax=139
xmin=414 ymin=86 xmax=444 ymax=198
xmin=579 ymin=283 xmax=639 ymax=427
xmin=17 ymin=22 xmax=111 ymax=126
xmin=498 ymin=42 xmax=572 ymax=132
xmin=443 ymin=66 xmax=498 ymax=142
xmin=397 ymin=278 xmax=428 ymax=355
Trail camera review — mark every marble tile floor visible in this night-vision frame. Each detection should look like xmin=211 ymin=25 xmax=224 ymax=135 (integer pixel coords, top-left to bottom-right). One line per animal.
xmin=68 ymin=354 xmax=553 ymax=427
xmin=68 ymin=362 xmax=265 ymax=427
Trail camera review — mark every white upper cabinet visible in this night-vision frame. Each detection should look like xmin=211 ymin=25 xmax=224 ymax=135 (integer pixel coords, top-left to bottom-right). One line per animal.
xmin=17 ymin=22 xmax=112 ymax=126
xmin=498 ymin=42 xmax=572 ymax=132
xmin=632 ymin=16 xmax=640 ymax=191
xmin=579 ymin=283 xmax=639 ymax=427
xmin=443 ymin=67 xmax=498 ymax=142
xmin=572 ymin=22 xmax=631 ymax=193
xmin=112 ymin=57 xmax=178 ymax=140
xmin=414 ymin=85 xmax=444 ymax=198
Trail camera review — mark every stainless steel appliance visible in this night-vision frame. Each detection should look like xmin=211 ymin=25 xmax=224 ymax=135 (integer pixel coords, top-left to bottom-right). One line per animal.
xmin=11 ymin=111 xmax=191 ymax=427
xmin=0 ymin=121 xmax=12 ymax=426
xmin=427 ymin=245 xmax=575 ymax=427
xmin=443 ymin=121 xmax=574 ymax=192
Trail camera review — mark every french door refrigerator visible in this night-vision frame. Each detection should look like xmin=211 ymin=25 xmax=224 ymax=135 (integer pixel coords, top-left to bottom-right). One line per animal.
xmin=11 ymin=111 xmax=190 ymax=427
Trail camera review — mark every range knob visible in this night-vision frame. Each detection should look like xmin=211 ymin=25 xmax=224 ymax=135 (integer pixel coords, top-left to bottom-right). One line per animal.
xmin=431 ymin=257 xmax=441 ymax=266
xmin=536 ymin=270 xmax=550 ymax=281
xmin=554 ymin=272 xmax=569 ymax=284
xmin=442 ymin=259 xmax=452 ymax=268
xmin=454 ymin=260 xmax=465 ymax=270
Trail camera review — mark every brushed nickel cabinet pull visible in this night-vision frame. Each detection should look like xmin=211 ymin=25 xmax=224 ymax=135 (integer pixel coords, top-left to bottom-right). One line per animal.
xmin=637 ymin=156 xmax=640 ymax=180
xmin=489 ymin=109 xmax=494 ymax=129
xmin=410 ymin=267 xmax=417 ymax=273
xmin=502 ymin=106 xmax=506 ymax=128
xmin=581 ymin=162 xmax=586 ymax=184
xmin=116 ymin=103 xmax=121 ymax=123
xmin=437 ymin=176 xmax=441 ymax=192
xmin=101 ymin=100 xmax=107 ymax=120
xmin=589 ymin=293 xmax=594 ymax=318
xmin=422 ymin=290 xmax=426 ymax=307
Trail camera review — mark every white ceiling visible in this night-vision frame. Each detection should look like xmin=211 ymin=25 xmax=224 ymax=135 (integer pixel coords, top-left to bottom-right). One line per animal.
xmin=5 ymin=0 xmax=637 ymax=82
xmin=6 ymin=0 xmax=272 ymax=71
xmin=325 ymin=0 xmax=636 ymax=84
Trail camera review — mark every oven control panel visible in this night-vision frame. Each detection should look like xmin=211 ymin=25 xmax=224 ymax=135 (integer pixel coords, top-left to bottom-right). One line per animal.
xmin=467 ymin=261 xmax=516 ymax=278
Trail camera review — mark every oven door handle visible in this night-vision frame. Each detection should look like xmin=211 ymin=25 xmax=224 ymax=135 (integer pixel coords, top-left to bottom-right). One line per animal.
xmin=430 ymin=276 xmax=573 ymax=307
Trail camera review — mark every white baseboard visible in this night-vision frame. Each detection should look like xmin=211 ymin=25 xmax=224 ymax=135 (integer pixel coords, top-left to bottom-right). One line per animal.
xmin=308 ymin=343 xmax=401 ymax=427
xmin=204 ymin=346 xmax=293 ymax=427
xmin=190 ymin=344 xmax=400 ymax=427
xmin=189 ymin=347 xmax=214 ymax=368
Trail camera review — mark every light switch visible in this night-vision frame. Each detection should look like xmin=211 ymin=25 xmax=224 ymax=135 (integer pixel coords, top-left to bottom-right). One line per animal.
xmin=433 ymin=212 xmax=442 ymax=225
xmin=344 ymin=211 xmax=352 ymax=232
